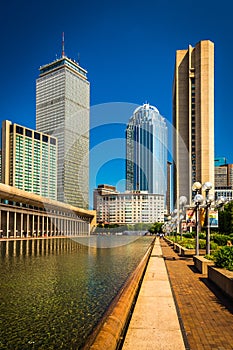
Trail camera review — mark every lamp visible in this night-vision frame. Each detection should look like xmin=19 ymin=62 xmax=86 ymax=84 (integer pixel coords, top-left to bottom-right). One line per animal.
xmin=203 ymin=182 xmax=213 ymax=255
xmin=194 ymin=193 xmax=204 ymax=255
xmin=179 ymin=196 xmax=187 ymax=239
xmin=192 ymin=182 xmax=202 ymax=192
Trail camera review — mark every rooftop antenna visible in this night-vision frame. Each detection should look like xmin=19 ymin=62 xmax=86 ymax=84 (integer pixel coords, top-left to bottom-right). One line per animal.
xmin=77 ymin=52 xmax=80 ymax=65
xmin=62 ymin=32 xmax=65 ymax=57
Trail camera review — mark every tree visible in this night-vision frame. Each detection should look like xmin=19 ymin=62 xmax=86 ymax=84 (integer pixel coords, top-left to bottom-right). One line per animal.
xmin=148 ymin=222 xmax=163 ymax=235
xmin=219 ymin=201 xmax=233 ymax=234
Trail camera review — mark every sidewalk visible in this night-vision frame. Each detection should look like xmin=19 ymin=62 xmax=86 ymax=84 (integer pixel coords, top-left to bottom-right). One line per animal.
xmin=160 ymin=239 xmax=233 ymax=350
xmin=122 ymin=238 xmax=186 ymax=350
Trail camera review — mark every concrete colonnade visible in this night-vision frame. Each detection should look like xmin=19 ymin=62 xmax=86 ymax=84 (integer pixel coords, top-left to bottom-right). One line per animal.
xmin=0 ymin=205 xmax=90 ymax=238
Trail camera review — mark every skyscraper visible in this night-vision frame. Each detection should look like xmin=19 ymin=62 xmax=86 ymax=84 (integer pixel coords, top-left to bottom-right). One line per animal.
xmin=36 ymin=40 xmax=90 ymax=209
xmin=126 ymin=103 xmax=167 ymax=197
xmin=2 ymin=120 xmax=57 ymax=200
xmin=173 ymin=40 xmax=215 ymax=205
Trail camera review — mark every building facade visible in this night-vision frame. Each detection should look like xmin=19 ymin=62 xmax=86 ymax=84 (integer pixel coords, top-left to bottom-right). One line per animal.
xmin=166 ymin=161 xmax=172 ymax=214
xmin=94 ymin=185 xmax=164 ymax=224
xmin=126 ymin=103 xmax=167 ymax=197
xmin=215 ymin=161 xmax=233 ymax=201
xmin=0 ymin=183 xmax=95 ymax=238
xmin=1 ymin=120 xmax=57 ymax=200
xmin=36 ymin=54 xmax=90 ymax=209
xmin=173 ymin=40 xmax=215 ymax=205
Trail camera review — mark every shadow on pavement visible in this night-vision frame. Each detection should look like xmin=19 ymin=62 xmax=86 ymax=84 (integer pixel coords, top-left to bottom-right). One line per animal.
xmin=200 ymin=277 xmax=233 ymax=315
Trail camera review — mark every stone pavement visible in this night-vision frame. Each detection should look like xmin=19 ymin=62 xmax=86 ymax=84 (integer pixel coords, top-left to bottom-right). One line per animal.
xmin=122 ymin=238 xmax=186 ymax=350
xmin=160 ymin=239 xmax=233 ymax=350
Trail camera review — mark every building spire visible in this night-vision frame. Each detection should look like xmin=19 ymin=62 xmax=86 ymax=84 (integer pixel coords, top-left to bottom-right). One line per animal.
xmin=62 ymin=32 xmax=65 ymax=57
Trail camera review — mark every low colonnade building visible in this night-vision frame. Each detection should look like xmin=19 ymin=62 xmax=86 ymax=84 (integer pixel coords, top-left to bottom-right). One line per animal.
xmin=0 ymin=183 xmax=96 ymax=238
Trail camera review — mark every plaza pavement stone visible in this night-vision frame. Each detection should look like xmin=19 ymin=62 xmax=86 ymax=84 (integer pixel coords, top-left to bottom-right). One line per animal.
xmin=160 ymin=239 xmax=233 ymax=350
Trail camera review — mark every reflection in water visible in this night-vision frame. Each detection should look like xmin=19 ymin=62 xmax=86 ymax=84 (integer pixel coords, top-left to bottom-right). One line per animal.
xmin=0 ymin=237 xmax=153 ymax=349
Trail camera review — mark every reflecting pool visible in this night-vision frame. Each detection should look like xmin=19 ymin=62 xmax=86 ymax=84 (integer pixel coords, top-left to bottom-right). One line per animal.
xmin=0 ymin=236 xmax=153 ymax=349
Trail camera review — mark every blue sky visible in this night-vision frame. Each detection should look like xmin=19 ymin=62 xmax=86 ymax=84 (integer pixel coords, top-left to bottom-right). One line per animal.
xmin=1 ymin=0 xmax=233 ymax=207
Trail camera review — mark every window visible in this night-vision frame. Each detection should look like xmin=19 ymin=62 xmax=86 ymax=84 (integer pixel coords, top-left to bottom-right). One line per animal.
xmin=16 ymin=125 xmax=23 ymax=135
xmin=34 ymin=132 xmax=40 ymax=140
xmin=42 ymin=135 xmax=48 ymax=143
xmin=50 ymin=137 xmax=56 ymax=145
xmin=26 ymin=129 xmax=32 ymax=137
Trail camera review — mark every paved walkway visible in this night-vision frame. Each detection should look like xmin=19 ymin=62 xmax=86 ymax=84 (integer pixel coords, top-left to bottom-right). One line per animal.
xmin=160 ymin=239 xmax=233 ymax=350
xmin=122 ymin=238 xmax=186 ymax=350
xmin=122 ymin=238 xmax=233 ymax=350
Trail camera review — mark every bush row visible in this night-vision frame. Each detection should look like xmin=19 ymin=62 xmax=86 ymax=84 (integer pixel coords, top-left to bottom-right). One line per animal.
xmin=214 ymin=246 xmax=233 ymax=271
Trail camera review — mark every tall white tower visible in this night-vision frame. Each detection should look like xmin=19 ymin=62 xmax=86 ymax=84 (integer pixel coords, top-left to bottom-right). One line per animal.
xmin=36 ymin=38 xmax=90 ymax=209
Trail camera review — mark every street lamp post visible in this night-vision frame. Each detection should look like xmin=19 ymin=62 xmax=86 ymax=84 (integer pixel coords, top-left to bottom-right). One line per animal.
xmin=194 ymin=193 xmax=204 ymax=255
xmin=202 ymin=182 xmax=214 ymax=255
xmin=179 ymin=196 xmax=187 ymax=239
xmin=192 ymin=182 xmax=203 ymax=256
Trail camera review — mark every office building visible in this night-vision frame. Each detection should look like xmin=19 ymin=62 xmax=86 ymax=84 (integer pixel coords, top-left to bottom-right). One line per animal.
xmin=166 ymin=161 xmax=172 ymax=213
xmin=215 ymin=157 xmax=227 ymax=167
xmin=94 ymin=184 xmax=164 ymax=224
xmin=93 ymin=184 xmax=117 ymax=210
xmin=215 ymin=161 xmax=233 ymax=201
xmin=1 ymin=120 xmax=57 ymax=200
xmin=126 ymin=103 xmax=167 ymax=197
xmin=36 ymin=45 xmax=90 ymax=209
xmin=173 ymin=40 xmax=215 ymax=205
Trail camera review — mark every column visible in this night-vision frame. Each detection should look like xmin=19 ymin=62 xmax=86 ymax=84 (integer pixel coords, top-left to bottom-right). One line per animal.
xmin=32 ymin=215 xmax=35 ymax=237
xmin=46 ymin=216 xmax=49 ymax=236
xmin=27 ymin=214 xmax=29 ymax=237
xmin=50 ymin=217 xmax=53 ymax=236
xmin=21 ymin=213 xmax=23 ymax=238
xmin=0 ymin=209 xmax=2 ymax=237
xmin=6 ymin=211 xmax=9 ymax=238
xmin=42 ymin=216 xmax=44 ymax=237
xmin=37 ymin=215 xmax=40 ymax=236
xmin=14 ymin=212 xmax=17 ymax=238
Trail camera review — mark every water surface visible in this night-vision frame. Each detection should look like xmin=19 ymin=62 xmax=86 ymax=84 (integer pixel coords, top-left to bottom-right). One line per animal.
xmin=0 ymin=236 xmax=153 ymax=349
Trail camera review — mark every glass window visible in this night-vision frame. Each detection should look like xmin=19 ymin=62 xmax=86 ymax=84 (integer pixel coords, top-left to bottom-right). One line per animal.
xmin=34 ymin=132 xmax=40 ymax=140
xmin=42 ymin=135 xmax=48 ymax=143
xmin=26 ymin=129 xmax=32 ymax=137
xmin=16 ymin=125 xmax=23 ymax=135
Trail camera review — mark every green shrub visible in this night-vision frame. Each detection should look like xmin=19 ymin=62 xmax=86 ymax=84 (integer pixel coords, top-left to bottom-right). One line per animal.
xmin=199 ymin=239 xmax=206 ymax=249
xmin=210 ymin=242 xmax=218 ymax=251
xmin=182 ymin=233 xmax=192 ymax=238
xmin=185 ymin=243 xmax=195 ymax=249
xmin=213 ymin=234 xmax=231 ymax=246
xmin=204 ymin=254 xmax=214 ymax=260
xmin=199 ymin=233 xmax=206 ymax=239
xmin=214 ymin=246 xmax=233 ymax=271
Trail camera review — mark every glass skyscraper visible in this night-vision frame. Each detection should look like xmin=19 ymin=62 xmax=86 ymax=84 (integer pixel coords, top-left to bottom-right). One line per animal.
xmin=36 ymin=54 xmax=90 ymax=209
xmin=126 ymin=103 xmax=167 ymax=196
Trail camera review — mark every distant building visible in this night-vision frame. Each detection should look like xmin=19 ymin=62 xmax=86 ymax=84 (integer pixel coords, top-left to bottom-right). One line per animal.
xmin=126 ymin=103 xmax=167 ymax=197
xmin=94 ymin=184 xmax=164 ymax=224
xmin=173 ymin=40 xmax=215 ymax=205
xmin=166 ymin=161 xmax=172 ymax=214
xmin=36 ymin=45 xmax=90 ymax=209
xmin=1 ymin=120 xmax=57 ymax=200
xmin=93 ymin=184 xmax=117 ymax=210
xmin=215 ymin=161 xmax=233 ymax=201
xmin=215 ymin=157 xmax=227 ymax=167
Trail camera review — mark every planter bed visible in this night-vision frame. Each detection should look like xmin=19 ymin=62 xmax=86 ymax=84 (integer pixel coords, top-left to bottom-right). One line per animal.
xmin=208 ymin=266 xmax=233 ymax=299
xmin=163 ymin=237 xmax=174 ymax=246
xmin=193 ymin=255 xmax=215 ymax=274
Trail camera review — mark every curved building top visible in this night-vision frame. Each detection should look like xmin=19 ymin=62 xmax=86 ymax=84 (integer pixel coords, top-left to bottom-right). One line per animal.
xmin=133 ymin=103 xmax=159 ymax=115
xmin=129 ymin=103 xmax=166 ymax=126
